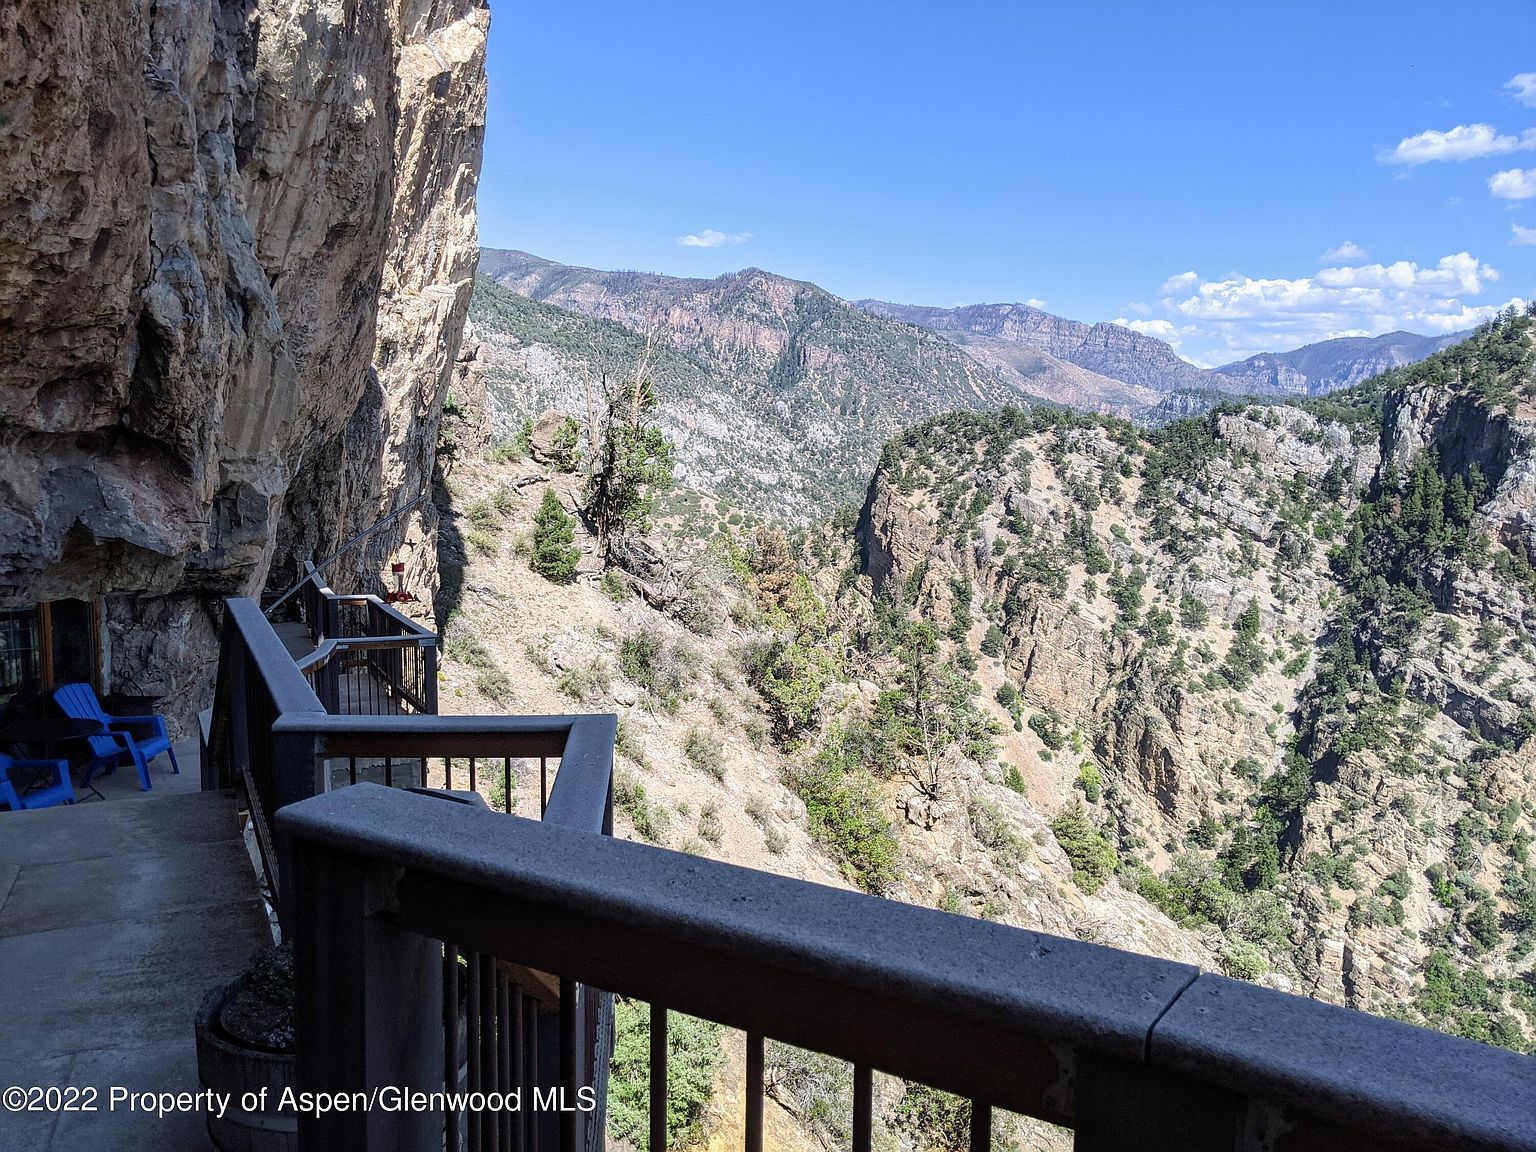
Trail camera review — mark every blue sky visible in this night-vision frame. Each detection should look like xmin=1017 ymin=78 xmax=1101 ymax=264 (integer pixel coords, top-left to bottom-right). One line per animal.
xmin=478 ymin=1 xmax=1536 ymax=366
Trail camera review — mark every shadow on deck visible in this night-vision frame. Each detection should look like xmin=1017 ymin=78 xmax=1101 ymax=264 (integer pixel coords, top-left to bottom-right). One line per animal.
xmin=0 ymin=786 xmax=269 ymax=1150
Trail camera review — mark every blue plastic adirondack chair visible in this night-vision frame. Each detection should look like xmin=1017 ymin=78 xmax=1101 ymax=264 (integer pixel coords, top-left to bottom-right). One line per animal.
xmin=78 ymin=728 xmax=149 ymax=791
xmin=54 ymin=683 xmax=179 ymax=791
xmin=0 ymin=752 xmax=75 ymax=810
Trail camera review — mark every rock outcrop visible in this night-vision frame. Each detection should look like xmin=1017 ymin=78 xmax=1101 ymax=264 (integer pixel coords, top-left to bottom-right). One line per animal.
xmin=0 ymin=0 xmax=487 ymax=717
xmin=854 ymin=315 xmax=1536 ymax=1044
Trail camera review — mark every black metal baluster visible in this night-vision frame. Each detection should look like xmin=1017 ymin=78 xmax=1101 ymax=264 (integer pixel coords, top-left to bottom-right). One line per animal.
xmin=470 ymin=756 xmax=478 ymax=793
xmin=467 ymin=952 xmax=482 ymax=1151
xmin=445 ymin=945 xmax=462 ymax=1152
xmin=384 ymin=755 xmax=393 ymax=788
xmin=540 ymin=757 xmax=548 ymax=816
xmin=524 ymin=994 xmax=539 ymax=1152
xmin=650 ymin=1004 xmax=668 ymax=1152
xmin=504 ymin=758 xmax=512 ymax=813
xmin=482 ymin=958 xmax=498 ymax=1152
xmin=745 ymin=1031 xmax=763 ymax=1152
xmin=559 ymin=978 xmax=578 ymax=1152
xmin=852 ymin=1065 xmax=872 ymax=1152
xmin=511 ymin=991 xmax=527 ymax=1152
xmin=498 ymin=972 xmax=513 ymax=1152
xmin=348 ymin=756 xmax=357 ymax=786
xmin=969 ymin=1102 xmax=990 ymax=1152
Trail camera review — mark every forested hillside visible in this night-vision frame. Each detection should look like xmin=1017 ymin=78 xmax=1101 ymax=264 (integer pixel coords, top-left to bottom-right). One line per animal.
xmin=435 ymin=303 xmax=1536 ymax=1152
xmin=851 ymin=306 xmax=1536 ymax=1044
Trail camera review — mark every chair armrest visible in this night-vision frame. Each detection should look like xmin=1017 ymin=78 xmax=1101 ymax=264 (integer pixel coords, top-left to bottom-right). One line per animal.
xmin=6 ymin=757 xmax=70 ymax=785
xmin=108 ymin=715 xmax=167 ymax=739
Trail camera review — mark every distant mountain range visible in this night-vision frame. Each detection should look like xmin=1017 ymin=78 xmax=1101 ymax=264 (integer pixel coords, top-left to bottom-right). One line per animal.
xmin=855 ymin=299 xmax=1222 ymax=411
xmin=1212 ymin=330 xmax=1471 ymax=395
xmin=471 ymin=252 xmax=1021 ymax=522
xmin=471 ymin=247 xmax=1474 ymax=517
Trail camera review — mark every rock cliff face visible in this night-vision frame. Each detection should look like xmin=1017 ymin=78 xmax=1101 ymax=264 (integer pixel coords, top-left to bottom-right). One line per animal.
xmin=854 ymin=312 xmax=1536 ymax=1046
xmin=0 ymin=0 xmax=487 ymax=717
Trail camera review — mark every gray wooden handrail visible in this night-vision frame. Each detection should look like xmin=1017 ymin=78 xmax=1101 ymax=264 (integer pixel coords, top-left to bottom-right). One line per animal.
xmin=278 ymin=784 xmax=1536 ymax=1152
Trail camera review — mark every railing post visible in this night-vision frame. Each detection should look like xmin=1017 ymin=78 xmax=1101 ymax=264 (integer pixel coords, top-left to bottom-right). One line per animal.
xmin=424 ymin=641 xmax=439 ymax=715
xmin=287 ymin=830 xmax=444 ymax=1152
xmin=1072 ymin=1053 xmax=1241 ymax=1152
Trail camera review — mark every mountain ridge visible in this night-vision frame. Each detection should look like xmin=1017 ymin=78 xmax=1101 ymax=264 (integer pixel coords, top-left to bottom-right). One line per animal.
xmin=480 ymin=248 xmax=1471 ymax=421
xmin=1214 ymin=328 xmax=1473 ymax=395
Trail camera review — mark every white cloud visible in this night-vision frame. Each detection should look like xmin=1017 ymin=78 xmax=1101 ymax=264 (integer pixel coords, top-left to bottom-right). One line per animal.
xmin=1321 ymin=241 xmax=1368 ymax=261
xmin=1513 ymin=223 xmax=1536 ymax=246
xmin=1152 ymin=251 xmax=1516 ymax=364
xmin=1379 ymin=123 xmax=1536 ymax=165
xmin=1507 ymin=73 xmax=1536 ymax=107
xmin=1111 ymin=317 xmax=1186 ymax=347
xmin=1490 ymin=168 xmax=1536 ymax=200
xmin=676 ymin=228 xmax=751 ymax=248
xmin=1158 ymin=271 xmax=1199 ymax=296
xmin=1024 ymin=297 xmax=1048 ymax=309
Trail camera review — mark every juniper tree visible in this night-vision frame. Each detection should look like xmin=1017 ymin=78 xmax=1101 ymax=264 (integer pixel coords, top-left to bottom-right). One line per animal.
xmin=529 ymin=487 xmax=580 ymax=582
xmin=583 ymin=347 xmax=674 ymax=563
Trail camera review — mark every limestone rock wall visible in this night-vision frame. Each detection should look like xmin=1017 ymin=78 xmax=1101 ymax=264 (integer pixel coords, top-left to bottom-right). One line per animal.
xmin=0 ymin=0 xmax=488 ymax=720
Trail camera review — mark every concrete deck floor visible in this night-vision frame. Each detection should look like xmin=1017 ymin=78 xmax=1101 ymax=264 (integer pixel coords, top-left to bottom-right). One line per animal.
xmin=0 ymin=759 xmax=271 ymax=1150
xmin=78 ymin=737 xmax=201 ymax=803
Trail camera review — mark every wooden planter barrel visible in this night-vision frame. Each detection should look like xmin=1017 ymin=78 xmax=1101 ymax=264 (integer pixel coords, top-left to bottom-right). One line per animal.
xmin=194 ymin=977 xmax=297 ymax=1152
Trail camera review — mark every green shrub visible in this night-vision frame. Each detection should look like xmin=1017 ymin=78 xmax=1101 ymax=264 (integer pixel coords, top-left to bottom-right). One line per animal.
xmin=491 ymin=485 xmax=518 ymax=516
xmin=980 ymin=624 xmax=1006 ymax=657
xmin=763 ymin=1044 xmax=851 ymax=1150
xmin=475 ymin=667 xmax=511 ymax=702
xmin=467 ymin=529 xmax=498 ymax=556
xmin=741 ymin=634 xmax=840 ymax=743
xmin=1221 ymin=600 xmax=1266 ymax=687
xmin=1028 ymin=709 xmax=1066 ymax=751
xmin=620 ymin=631 xmax=697 ymax=712
xmin=615 ymin=718 xmax=649 ymax=768
xmin=1179 ymin=592 xmax=1210 ymax=628
xmin=600 ymin=568 xmax=630 ymax=601
xmin=894 ymin=1083 xmax=972 ymax=1152
xmin=790 ymin=737 xmax=900 ymax=893
xmin=1221 ymin=939 xmax=1269 ymax=981
xmin=549 ymin=416 xmax=582 ymax=471
xmin=614 ymin=773 xmax=669 ymax=844
xmin=683 ymin=726 xmax=725 ymax=781
xmin=607 ymin=1000 xmax=723 ymax=1152
xmin=1003 ymin=764 xmax=1028 ymax=795
xmin=1050 ymin=800 xmax=1116 ymax=894
xmin=530 ymin=487 xmax=580 ymax=582
xmin=697 ymin=802 xmax=724 ymax=845
xmin=466 ymin=499 xmax=498 ymax=529
xmin=487 ymin=439 xmax=524 ymax=464
xmin=443 ymin=618 xmax=495 ymax=669
xmin=968 ymin=798 xmax=1029 ymax=866
xmin=557 ymin=658 xmax=610 ymax=705
xmin=1076 ymin=761 xmax=1103 ymax=803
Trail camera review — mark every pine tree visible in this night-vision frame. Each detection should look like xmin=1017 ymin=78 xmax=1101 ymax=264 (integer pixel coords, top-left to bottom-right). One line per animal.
xmin=529 ymin=487 xmax=580 ymax=583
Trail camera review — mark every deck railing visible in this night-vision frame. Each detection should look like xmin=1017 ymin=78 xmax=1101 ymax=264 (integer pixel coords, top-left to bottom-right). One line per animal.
xmin=205 ymin=598 xmax=598 ymax=906
xmin=280 ymin=784 xmax=1536 ymax=1152
xmin=204 ymin=592 xmax=617 ymax=1152
xmin=291 ymin=563 xmax=439 ymax=716
xmin=212 ymin=585 xmax=1536 ymax=1152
